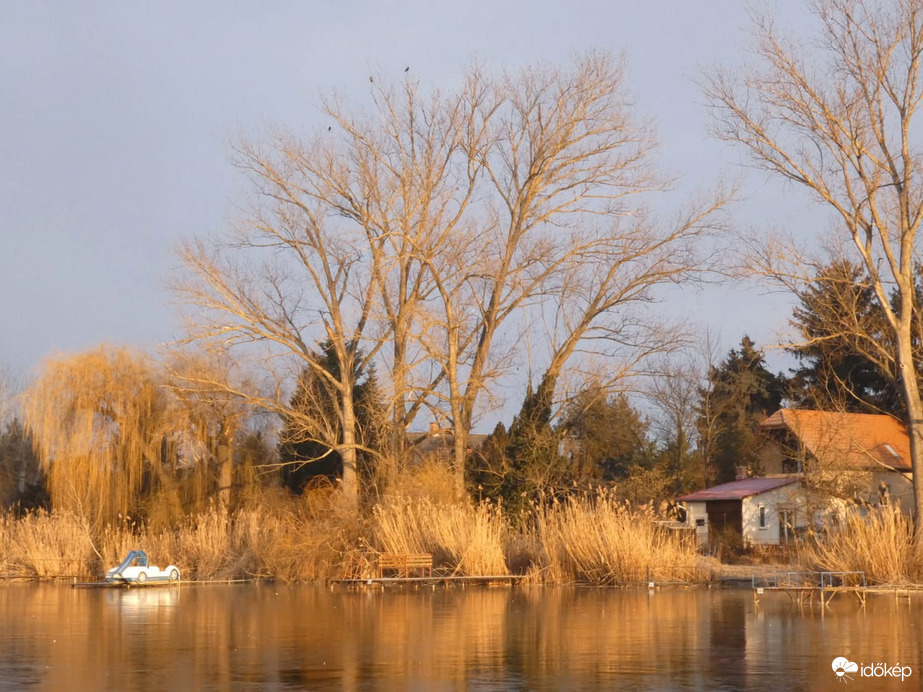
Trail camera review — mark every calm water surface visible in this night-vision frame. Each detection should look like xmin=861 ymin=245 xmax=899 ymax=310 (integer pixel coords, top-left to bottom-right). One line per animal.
xmin=0 ymin=583 xmax=920 ymax=690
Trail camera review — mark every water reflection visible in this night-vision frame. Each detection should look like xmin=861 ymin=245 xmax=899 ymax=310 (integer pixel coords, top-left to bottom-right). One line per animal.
xmin=0 ymin=583 xmax=919 ymax=690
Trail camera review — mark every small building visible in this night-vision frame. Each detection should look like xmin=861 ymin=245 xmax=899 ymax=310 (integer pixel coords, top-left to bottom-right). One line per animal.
xmin=677 ymin=477 xmax=804 ymax=549
xmin=405 ymin=422 xmax=488 ymax=462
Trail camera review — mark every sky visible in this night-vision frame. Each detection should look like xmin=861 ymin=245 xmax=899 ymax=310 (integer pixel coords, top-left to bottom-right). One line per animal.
xmin=1 ymin=1 xmax=818 ymax=390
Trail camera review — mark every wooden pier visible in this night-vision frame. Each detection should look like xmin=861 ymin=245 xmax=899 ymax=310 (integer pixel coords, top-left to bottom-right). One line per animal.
xmin=752 ymin=571 xmax=869 ymax=607
xmin=330 ymin=574 xmax=524 ymax=588
xmin=70 ymin=578 xmax=252 ymax=589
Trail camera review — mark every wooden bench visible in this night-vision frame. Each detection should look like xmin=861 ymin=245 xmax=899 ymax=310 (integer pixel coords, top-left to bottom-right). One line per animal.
xmin=378 ymin=553 xmax=433 ymax=579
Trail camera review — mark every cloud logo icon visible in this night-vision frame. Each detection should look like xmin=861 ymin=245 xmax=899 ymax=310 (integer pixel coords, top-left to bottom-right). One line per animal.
xmin=832 ymin=657 xmax=859 ymax=682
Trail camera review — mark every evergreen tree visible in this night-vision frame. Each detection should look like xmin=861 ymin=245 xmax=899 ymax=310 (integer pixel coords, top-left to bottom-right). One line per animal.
xmin=278 ymin=340 xmax=384 ymax=495
xmin=698 ymin=337 xmax=786 ymax=484
xmin=558 ymin=386 xmax=654 ymax=483
xmin=467 ymin=370 xmax=565 ymax=516
xmin=0 ymin=418 xmax=45 ymax=510
xmin=787 ymin=260 xmax=923 ymax=416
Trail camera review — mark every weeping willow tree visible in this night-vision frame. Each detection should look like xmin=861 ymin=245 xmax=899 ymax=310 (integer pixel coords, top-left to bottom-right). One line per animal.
xmin=22 ymin=346 xmax=175 ymax=529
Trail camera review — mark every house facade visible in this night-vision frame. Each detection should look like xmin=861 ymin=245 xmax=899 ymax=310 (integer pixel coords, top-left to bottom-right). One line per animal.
xmin=678 ymin=477 xmax=805 ymax=549
xmin=758 ymin=409 xmax=914 ymax=510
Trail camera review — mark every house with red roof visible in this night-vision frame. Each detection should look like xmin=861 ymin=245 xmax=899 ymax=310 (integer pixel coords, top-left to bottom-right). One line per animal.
xmin=677 ymin=477 xmax=804 ymax=549
xmin=677 ymin=408 xmax=914 ymax=550
xmin=758 ymin=409 xmax=913 ymax=508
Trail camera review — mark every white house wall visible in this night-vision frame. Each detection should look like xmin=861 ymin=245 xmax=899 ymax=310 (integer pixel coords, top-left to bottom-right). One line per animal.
xmin=683 ymin=483 xmax=807 ymax=548
xmin=872 ymin=471 xmax=914 ymax=511
xmin=741 ymin=484 xmax=804 ymax=546
xmin=684 ymin=501 xmax=709 ymax=548
xmin=741 ymin=495 xmax=777 ymax=545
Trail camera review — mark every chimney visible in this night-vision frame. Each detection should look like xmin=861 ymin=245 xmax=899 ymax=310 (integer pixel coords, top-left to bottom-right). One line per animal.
xmin=735 ymin=466 xmax=748 ymax=480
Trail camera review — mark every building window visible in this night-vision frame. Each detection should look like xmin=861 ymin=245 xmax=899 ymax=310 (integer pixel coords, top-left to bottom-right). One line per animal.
xmin=758 ymin=505 xmax=767 ymax=529
xmin=781 ymin=457 xmax=802 ymax=474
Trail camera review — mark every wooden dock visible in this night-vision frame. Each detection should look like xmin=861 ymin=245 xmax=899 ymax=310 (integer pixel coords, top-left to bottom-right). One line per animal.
xmin=752 ymin=571 xmax=870 ymax=606
xmin=330 ymin=574 xmax=524 ymax=587
xmin=70 ymin=578 xmax=252 ymax=589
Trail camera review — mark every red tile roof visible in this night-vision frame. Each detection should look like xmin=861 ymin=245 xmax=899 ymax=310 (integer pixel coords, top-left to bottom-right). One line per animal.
xmin=677 ymin=477 xmax=799 ymax=502
xmin=761 ymin=409 xmax=911 ymax=472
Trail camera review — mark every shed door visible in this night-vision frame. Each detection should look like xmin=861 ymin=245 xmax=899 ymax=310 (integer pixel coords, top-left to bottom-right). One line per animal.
xmin=706 ymin=500 xmax=742 ymax=541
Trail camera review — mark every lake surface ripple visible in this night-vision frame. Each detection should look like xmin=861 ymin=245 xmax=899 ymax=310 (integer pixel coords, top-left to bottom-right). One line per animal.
xmin=0 ymin=583 xmax=920 ymax=690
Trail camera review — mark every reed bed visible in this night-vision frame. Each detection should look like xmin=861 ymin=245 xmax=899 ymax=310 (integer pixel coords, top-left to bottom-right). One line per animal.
xmin=534 ymin=494 xmax=698 ymax=585
xmin=799 ymin=504 xmax=923 ymax=585
xmin=373 ymin=498 xmax=508 ymax=576
xmin=0 ymin=510 xmax=96 ymax=578
xmin=1 ymin=487 xmax=704 ymax=585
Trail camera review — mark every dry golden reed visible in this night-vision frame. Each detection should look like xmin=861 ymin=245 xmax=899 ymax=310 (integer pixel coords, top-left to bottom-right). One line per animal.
xmin=373 ymin=497 xmax=508 ymax=576
xmin=1 ymin=487 xmax=705 ymax=585
xmin=534 ymin=493 xmax=698 ymax=585
xmin=799 ymin=504 xmax=923 ymax=585
xmin=0 ymin=510 xmax=96 ymax=578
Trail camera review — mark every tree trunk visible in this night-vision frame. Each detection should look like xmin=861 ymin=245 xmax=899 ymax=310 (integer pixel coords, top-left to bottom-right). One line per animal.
xmin=340 ymin=387 xmax=359 ymax=510
xmin=896 ymin=332 xmax=923 ymax=535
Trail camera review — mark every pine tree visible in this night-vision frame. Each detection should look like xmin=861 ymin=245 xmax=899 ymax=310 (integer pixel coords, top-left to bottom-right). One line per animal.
xmin=698 ymin=337 xmax=786 ymax=484
xmin=787 ymin=260 xmax=922 ymax=416
xmin=278 ymin=340 xmax=384 ymax=495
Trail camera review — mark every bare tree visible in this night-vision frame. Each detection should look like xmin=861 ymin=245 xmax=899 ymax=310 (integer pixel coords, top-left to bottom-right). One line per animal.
xmin=705 ymin=0 xmax=923 ymax=527
xmin=421 ymin=54 xmax=727 ymax=491
xmin=180 ymin=52 xmax=726 ymax=502
xmin=692 ymin=331 xmax=727 ymax=488
xmin=646 ymin=355 xmax=704 ymax=494
xmin=166 ymin=346 xmax=253 ymax=510
xmin=177 ymin=134 xmax=385 ymax=509
xmin=319 ymin=74 xmax=491 ymax=457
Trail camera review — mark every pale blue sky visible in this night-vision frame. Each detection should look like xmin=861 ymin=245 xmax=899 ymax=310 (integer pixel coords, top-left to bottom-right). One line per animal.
xmin=1 ymin=1 xmax=813 ymax=383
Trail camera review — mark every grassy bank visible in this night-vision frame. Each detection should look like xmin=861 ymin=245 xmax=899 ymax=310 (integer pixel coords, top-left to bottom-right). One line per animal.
xmin=0 ymin=487 xmax=699 ymax=585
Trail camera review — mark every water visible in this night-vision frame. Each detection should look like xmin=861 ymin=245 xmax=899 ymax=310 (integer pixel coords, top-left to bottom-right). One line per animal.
xmin=0 ymin=583 xmax=920 ymax=690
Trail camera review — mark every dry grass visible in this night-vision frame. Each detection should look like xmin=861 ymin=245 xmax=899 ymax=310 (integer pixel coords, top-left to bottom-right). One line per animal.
xmin=380 ymin=457 xmax=466 ymax=505
xmin=799 ymin=504 xmax=923 ymax=585
xmin=256 ymin=485 xmax=366 ymax=582
xmin=0 ymin=510 xmax=97 ymax=578
xmin=534 ymin=493 xmax=699 ymax=585
xmin=374 ymin=498 xmax=508 ymax=576
xmin=1 ymin=483 xmax=703 ymax=585
xmin=0 ymin=485 xmax=364 ymax=582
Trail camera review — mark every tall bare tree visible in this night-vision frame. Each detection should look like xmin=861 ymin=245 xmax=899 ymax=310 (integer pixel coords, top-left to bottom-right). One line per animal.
xmin=180 ymin=53 xmax=726 ymax=502
xmin=421 ymin=54 xmax=727 ymax=490
xmin=178 ymin=134 xmax=386 ymax=508
xmin=319 ymin=75 xmax=491 ymax=456
xmin=706 ymin=0 xmax=923 ymax=525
